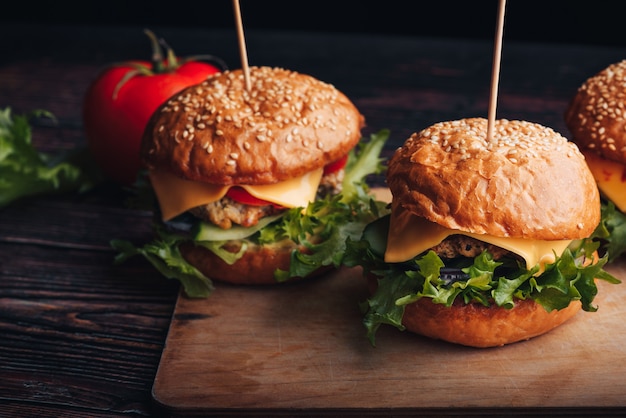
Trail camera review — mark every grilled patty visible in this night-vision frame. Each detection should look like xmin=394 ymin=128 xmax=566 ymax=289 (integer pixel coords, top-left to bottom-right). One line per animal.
xmin=431 ymin=235 xmax=513 ymax=260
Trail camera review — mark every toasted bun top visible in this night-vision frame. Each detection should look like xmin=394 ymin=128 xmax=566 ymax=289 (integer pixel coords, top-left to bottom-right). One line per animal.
xmin=140 ymin=66 xmax=364 ymax=185
xmin=386 ymin=118 xmax=600 ymax=240
xmin=565 ymin=60 xmax=626 ymax=165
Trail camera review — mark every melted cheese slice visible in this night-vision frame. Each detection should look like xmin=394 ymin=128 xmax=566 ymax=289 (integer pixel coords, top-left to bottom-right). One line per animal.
xmin=149 ymin=168 xmax=323 ymax=221
xmin=582 ymin=150 xmax=626 ymax=212
xmin=385 ymin=206 xmax=572 ymax=270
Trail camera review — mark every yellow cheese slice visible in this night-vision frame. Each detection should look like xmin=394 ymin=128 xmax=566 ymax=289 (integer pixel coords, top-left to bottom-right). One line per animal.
xmin=241 ymin=169 xmax=323 ymax=208
xmin=582 ymin=150 xmax=626 ymax=213
xmin=149 ymin=168 xmax=323 ymax=221
xmin=385 ymin=206 xmax=572 ymax=270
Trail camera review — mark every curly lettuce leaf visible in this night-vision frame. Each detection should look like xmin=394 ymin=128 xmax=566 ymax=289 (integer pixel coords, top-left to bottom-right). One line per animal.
xmin=111 ymin=227 xmax=214 ymax=298
xmin=341 ymin=128 xmax=388 ymax=201
xmin=592 ymin=200 xmax=626 ymax=262
xmin=0 ymin=107 xmax=99 ymax=208
xmin=345 ymin=214 xmax=621 ymax=346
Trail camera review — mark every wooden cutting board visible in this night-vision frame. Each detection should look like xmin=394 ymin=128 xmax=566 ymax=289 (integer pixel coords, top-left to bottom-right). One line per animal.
xmin=152 ymin=210 xmax=626 ymax=416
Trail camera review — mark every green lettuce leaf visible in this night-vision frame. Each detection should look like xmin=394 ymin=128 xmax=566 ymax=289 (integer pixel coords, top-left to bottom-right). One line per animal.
xmin=0 ymin=107 xmax=99 ymax=208
xmin=341 ymin=128 xmax=388 ymax=201
xmin=592 ymin=200 xmax=626 ymax=262
xmin=345 ymin=214 xmax=621 ymax=346
xmin=111 ymin=227 xmax=214 ymax=298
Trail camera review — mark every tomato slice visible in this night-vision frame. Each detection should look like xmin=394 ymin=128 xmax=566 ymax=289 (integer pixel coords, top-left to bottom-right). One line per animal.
xmin=226 ymin=187 xmax=283 ymax=208
xmin=323 ymin=154 xmax=349 ymax=175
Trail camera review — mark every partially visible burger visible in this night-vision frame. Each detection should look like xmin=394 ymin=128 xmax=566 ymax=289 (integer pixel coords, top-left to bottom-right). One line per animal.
xmin=114 ymin=66 xmax=388 ymax=296
xmin=565 ymin=60 xmax=626 ymax=262
xmin=345 ymin=118 xmax=619 ymax=348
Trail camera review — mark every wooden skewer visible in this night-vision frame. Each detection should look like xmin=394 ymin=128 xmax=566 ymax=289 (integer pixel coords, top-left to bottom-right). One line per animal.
xmin=232 ymin=0 xmax=251 ymax=92
xmin=487 ymin=0 xmax=507 ymax=142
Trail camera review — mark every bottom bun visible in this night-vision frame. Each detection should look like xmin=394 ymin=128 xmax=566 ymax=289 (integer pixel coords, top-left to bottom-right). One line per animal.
xmin=367 ymin=276 xmax=581 ymax=348
xmin=401 ymin=297 xmax=581 ymax=348
xmin=180 ymin=240 xmax=329 ymax=285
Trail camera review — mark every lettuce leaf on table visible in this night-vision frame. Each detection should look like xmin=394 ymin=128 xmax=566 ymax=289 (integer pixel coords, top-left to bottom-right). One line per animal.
xmin=0 ymin=107 xmax=98 ymax=208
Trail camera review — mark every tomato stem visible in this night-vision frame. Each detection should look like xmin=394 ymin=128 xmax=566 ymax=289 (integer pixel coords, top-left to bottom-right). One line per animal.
xmin=143 ymin=29 xmax=227 ymax=74
xmin=160 ymin=38 xmax=179 ymax=71
xmin=144 ymin=29 xmax=166 ymax=73
xmin=144 ymin=28 xmax=181 ymax=73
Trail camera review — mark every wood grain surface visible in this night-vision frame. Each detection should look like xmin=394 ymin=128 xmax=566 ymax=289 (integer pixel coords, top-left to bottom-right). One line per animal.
xmin=2 ymin=23 xmax=626 ymax=417
xmin=152 ymin=255 xmax=626 ymax=416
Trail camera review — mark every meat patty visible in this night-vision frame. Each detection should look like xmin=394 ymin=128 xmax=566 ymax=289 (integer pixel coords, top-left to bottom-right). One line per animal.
xmin=431 ymin=235 xmax=512 ymax=260
xmin=189 ymin=196 xmax=282 ymax=229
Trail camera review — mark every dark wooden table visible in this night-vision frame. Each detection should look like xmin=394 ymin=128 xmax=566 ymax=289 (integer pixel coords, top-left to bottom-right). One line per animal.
xmin=2 ymin=23 xmax=626 ymax=417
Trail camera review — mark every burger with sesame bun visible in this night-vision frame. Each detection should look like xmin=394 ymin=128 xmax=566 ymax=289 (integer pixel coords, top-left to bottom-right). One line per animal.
xmin=113 ymin=66 xmax=388 ymax=297
xmin=565 ymin=59 xmax=626 ymax=262
xmin=344 ymin=118 xmax=619 ymax=348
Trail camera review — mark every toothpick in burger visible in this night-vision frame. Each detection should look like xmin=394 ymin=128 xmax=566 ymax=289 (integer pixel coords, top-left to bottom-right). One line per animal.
xmin=113 ymin=66 xmax=388 ymax=297
xmin=345 ymin=117 xmax=620 ymax=348
xmin=565 ymin=59 xmax=626 ymax=262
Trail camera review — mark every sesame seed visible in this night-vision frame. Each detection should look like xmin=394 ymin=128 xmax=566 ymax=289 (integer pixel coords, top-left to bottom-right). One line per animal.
xmin=418 ymin=118 xmax=576 ymax=165
xmin=150 ymin=66 xmax=364 ymax=174
xmin=568 ymin=60 xmax=626 ymax=158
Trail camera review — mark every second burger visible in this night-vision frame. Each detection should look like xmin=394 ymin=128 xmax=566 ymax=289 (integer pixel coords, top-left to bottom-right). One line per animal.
xmin=345 ymin=118 xmax=620 ymax=348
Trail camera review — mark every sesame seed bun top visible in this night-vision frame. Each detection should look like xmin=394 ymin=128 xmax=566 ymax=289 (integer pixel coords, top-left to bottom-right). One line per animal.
xmin=565 ymin=59 xmax=626 ymax=165
xmin=386 ymin=118 xmax=600 ymax=240
xmin=140 ymin=66 xmax=365 ymax=185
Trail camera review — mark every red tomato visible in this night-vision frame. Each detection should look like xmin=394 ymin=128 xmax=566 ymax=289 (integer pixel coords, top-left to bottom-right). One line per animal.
xmin=323 ymin=154 xmax=349 ymax=175
xmin=226 ymin=187 xmax=283 ymax=208
xmin=82 ymin=30 xmax=223 ymax=185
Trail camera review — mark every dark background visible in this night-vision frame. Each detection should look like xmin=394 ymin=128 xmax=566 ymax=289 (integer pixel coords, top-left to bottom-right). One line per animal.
xmin=3 ymin=0 xmax=626 ymax=47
